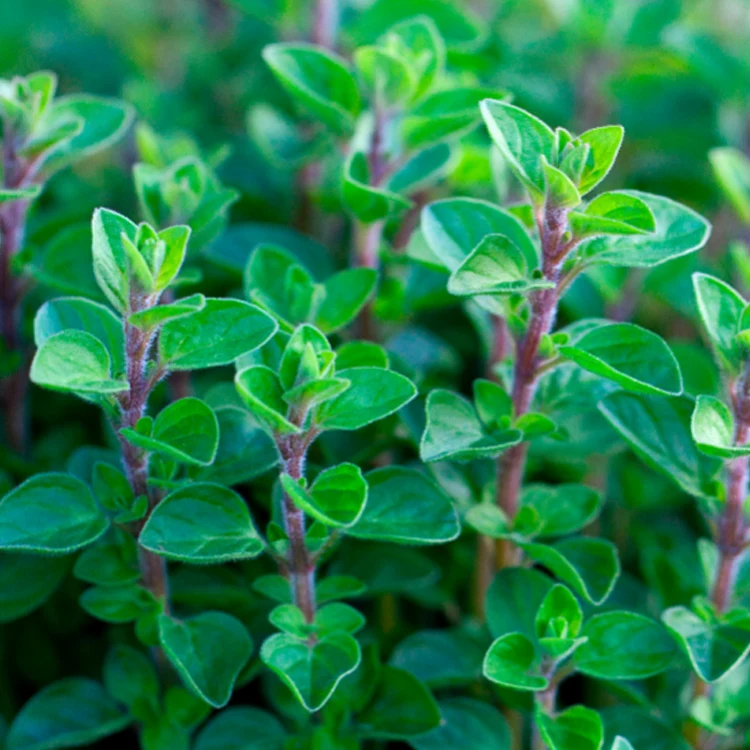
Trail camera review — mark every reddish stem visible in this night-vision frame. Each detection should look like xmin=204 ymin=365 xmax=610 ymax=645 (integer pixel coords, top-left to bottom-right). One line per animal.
xmin=312 ymin=0 xmax=339 ymax=50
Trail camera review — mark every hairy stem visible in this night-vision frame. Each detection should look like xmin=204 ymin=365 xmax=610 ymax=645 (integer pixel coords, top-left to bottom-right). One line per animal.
xmin=312 ymin=0 xmax=339 ymax=50
xmin=279 ymin=434 xmax=317 ymax=623
xmin=495 ymin=206 xmax=568 ymax=568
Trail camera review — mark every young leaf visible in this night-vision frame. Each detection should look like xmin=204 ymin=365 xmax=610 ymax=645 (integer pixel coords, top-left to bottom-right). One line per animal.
xmin=350 ymin=466 xmax=460 ymax=544
xmin=315 ymin=367 xmax=417 ymax=430
xmin=0 ymin=473 xmax=108 ymax=554
xmin=537 ymin=705 xmax=604 ymax=750
xmin=422 ymin=197 xmax=538 ymax=272
xmin=260 ymin=631 xmax=361 ymax=712
xmin=5 ymin=678 xmax=130 ymax=750
xmin=520 ymin=483 xmax=603 ymax=537
xmin=577 ymin=125 xmax=624 ymax=195
xmin=576 ymin=611 xmax=677 ymax=679
xmin=599 ymin=393 xmax=721 ymax=498
xmin=558 ymin=322 xmax=683 ymax=396
xmin=91 ymin=207 xmax=138 ymax=313
xmin=483 ymin=632 xmax=548 ymax=690
xmin=569 ymin=192 xmax=656 ymax=238
xmin=80 ymin=583 xmax=158 ymax=624
xmin=486 ymin=567 xmax=554 ymax=641
xmin=120 ymin=398 xmax=219 ymax=466
xmin=281 ymin=463 xmax=367 ymax=528
xmin=316 ymin=268 xmax=377 ymax=333
xmin=709 ymin=147 xmax=750 ymax=223
xmin=479 ymin=99 xmax=556 ymax=201
xmin=662 ymin=606 xmax=750 ymax=683
xmin=542 ymin=157 xmax=582 ymax=209
xmin=159 ymin=299 xmax=277 ymax=370
xmin=159 ymin=611 xmax=253 ymax=708
xmin=342 ymin=151 xmax=412 ymax=223
xmin=74 ymin=536 xmax=139 ymax=587
xmin=447 ymin=234 xmax=554 ymax=297
xmin=691 ymin=395 xmax=750 ymax=458
xmin=421 ymin=389 xmax=522 ymax=462
xmin=128 ymin=293 xmax=205 ymax=332
xmin=262 ymin=43 xmax=361 ymax=135
xmin=139 ymin=483 xmax=264 ymax=563
xmin=235 ymin=366 xmax=300 ymax=434
xmin=31 ymin=330 xmax=129 ymax=394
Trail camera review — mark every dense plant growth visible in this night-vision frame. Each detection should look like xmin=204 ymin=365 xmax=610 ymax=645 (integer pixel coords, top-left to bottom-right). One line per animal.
xmin=3 ymin=1 xmax=750 ymax=749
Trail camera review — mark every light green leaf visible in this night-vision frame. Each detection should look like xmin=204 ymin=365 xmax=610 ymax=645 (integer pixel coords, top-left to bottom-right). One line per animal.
xmin=342 ymin=151 xmax=412 ymax=223
xmin=519 ymin=537 xmax=620 ymax=605
xmin=260 ymin=631 xmax=361 ymax=712
xmin=422 ymin=197 xmax=538 ymax=272
xmin=350 ymin=467 xmax=459 ymax=544
xmin=159 ymin=298 xmax=277 ymax=370
xmin=91 ymin=207 xmax=137 ymax=313
xmin=483 ymin=633 xmax=547 ymax=691
xmin=576 ymin=611 xmax=677 ymax=679
xmin=355 ymin=45 xmax=415 ymax=106
xmin=710 ymin=147 xmax=750 ymax=223
xmin=577 ymin=125 xmax=624 ymax=195
xmin=479 ymin=99 xmax=555 ymax=201
xmin=315 ymin=367 xmax=416 ymax=431
xmin=559 ymin=322 xmax=682 ymax=396
xmin=486 ymin=567 xmax=554 ymax=641
xmin=691 ymin=395 xmax=750 ymax=458
xmin=128 ymin=293 xmax=205 ymax=332
xmin=662 ymin=606 xmax=750 ymax=683
xmin=31 ymin=330 xmax=129 ymax=394
xmin=537 ymin=705 xmax=604 ymax=750
xmin=120 ymin=398 xmax=219 ymax=466
xmin=599 ymin=393 xmax=721 ymax=498
xmin=542 ymin=157 xmax=581 ymax=209
xmin=569 ymin=192 xmax=655 ymax=239
xmin=448 ymin=234 xmax=554 ymax=297
xmin=577 ymin=192 xmax=710 ymax=268
xmin=159 ymin=611 xmax=253 ymax=708
xmin=235 ymin=366 xmax=300 ymax=434
xmin=316 ymin=268 xmax=377 ymax=333
xmin=6 ymin=678 xmax=130 ymax=750
xmin=262 ymin=43 xmax=361 ymax=135
xmin=0 ymin=474 xmax=108 ymax=554
xmin=139 ymin=483 xmax=264 ymax=563
xmin=420 ymin=389 xmax=522 ymax=462
xmin=282 ymin=463 xmax=367 ymax=528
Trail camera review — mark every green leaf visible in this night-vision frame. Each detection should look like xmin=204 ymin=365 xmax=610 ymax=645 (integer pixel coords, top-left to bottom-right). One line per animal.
xmin=662 ymin=606 xmax=750 ymax=683
xmin=42 ymin=95 xmax=134 ymax=172
xmin=537 ymin=705 xmax=604 ymax=750
xmin=577 ymin=192 xmax=711 ymax=268
xmin=480 ymin=99 xmax=555 ymax=201
xmin=599 ymin=393 xmax=721 ymax=498
xmin=120 ymin=398 xmax=219 ymax=466
xmin=159 ymin=611 xmax=252 ymax=708
xmin=558 ymin=322 xmax=682 ymax=396
xmin=577 ymin=125 xmax=624 ymax=195
xmin=576 ymin=611 xmax=676 ymax=679
xmin=317 ymin=576 xmax=367 ymax=604
xmin=235 ymin=366 xmax=300 ymax=434
xmin=357 ymin=666 xmax=441 ymax=739
xmin=74 ymin=536 xmax=139 ymax=587
xmin=128 ymin=294 xmax=205 ymax=331
xmin=282 ymin=463 xmax=366 ymax=528
xmin=387 ymin=143 xmax=454 ymax=195
xmin=519 ymin=537 xmax=620 ymax=605
xmin=410 ymin=697 xmax=510 ymax=750
xmin=354 ymin=45 xmax=415 ymax=106
xmin=422 ymin=197 xmax=538 ymax=272
xmin=0 ymin=554 xmax=69 ymax=623
xmin=270 ymin=602 xmax=365 ymax=639
xmin=520 ymin=483 xmax=603 ymax=538
xmin=6 ymin=678 xmax=130 ymax=750
xmin=140 ymin=483 xmax=264 ymax=564
xmin=315 ymin=367 xmax=416 ymax=430
xmin=315 ymin=268 xmax=377 ymax=334
xmin=80 ymin=583 xmax=158 ymax=623
xmin=483 ymin=633 xmax=547 ymax=691
xmin=709 ymin=147 xmax=750 ymax=223
xmin=350 ymin=467 xmax=459 ymax=544
xmin=159 ymin=299 xmax=277 ymax=370
xmin=448 ymin=234 xmax=554 ymax=297
xmin=34 ymin=296 xmax=125 ymax=376
xmin=262 ymin=43 xmax=361 ymax=135
xmin=0 ymin=186 xmax=41 ymax=202
xmin=91 ymin=207 xmax=137 ymax=313
xmin=420 ymin=389 xmax=522 ymax=462
xmin=486 ymin=567 xmax=554 ymax=641
xmin=691 ymin=395 xmax=750 ymax=458
xmin=103 ymin=644 xmax=159 ymax=720
xmin=31 ymin=330 xmax=129 ymax=394
xmin=0 ymin=473 xmax=108 ymax=554
xmin=542 ymin=158 xmax=581 ymax=209
xmin=611 ymin=739 xmax=635 ymax=750
xmin=569 ymin=192 xmax=655 ymax=239
xmin=342 ymin=151 xmax=412 ymax=223
xmin=194 ymin=708 xmax=287 ymax=750
xmin=692 ymin=272 xmax=745 ymax=372
xmin=260 ymin=631 xmax=361 ymax=712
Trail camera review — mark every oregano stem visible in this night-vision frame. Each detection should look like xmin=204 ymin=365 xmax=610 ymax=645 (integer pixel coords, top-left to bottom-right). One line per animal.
xmin=496 ymin=205 xmax=568 ymax=569
xmin=312 ymin=0 xmax=339 ymax=50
